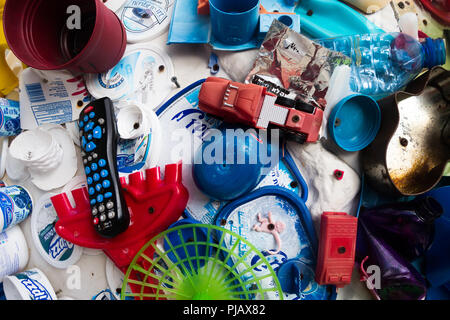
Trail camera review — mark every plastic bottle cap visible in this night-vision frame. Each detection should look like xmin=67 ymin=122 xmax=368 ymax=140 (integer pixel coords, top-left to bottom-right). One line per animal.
xmin=328 ymin=94 xmax=381 ymax=152
xmin=30 ymin=193 xmax=83 ymax=269
xmin=85 ymin=43 xmax=175 ymax=109
xmin=117 ymin=0 xmax=175 ymax=43
xmin=421 ymin=37 xmax=447 ymax=69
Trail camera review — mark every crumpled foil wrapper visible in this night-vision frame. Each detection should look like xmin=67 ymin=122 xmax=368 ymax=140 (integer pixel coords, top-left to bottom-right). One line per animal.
xmin=246 ymin=19 xmax=351 ymax=110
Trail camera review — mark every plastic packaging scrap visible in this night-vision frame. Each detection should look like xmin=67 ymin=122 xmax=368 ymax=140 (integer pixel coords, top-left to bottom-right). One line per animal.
xmin=246 ymin=19 xmax=351 ymax=111
xmin=19 ymin=68 xmax=91 ymax=130
xmin=8 ymin=124 xmax=77 ymax=191
xmin=85 ymin=43 xmax=175 ymax=109
xmin=0 ymin=185 xmax=33 ymax=232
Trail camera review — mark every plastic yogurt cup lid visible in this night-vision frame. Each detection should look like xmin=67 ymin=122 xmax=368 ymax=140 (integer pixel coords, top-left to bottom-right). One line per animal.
xmin=117 ymin=0 xmax=175 ymax=43
xmin=85 ymin=43 xmax=175 ymax=110
xmin=31 ymin=193 xmax=83 ymax=269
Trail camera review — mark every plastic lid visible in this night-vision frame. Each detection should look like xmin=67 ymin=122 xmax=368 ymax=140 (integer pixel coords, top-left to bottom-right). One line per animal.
xmin=328 ymin=94 xmax=381 ymax=152
xmin=30 ymin=193 xmax=83 ymax=269
xmin=85 ymin=43 xmax=175 ymax=109
xmin=117 ymin=0 xmax=175 ymax=43
xmin=421 ymin=38 xmax=446 ymax=69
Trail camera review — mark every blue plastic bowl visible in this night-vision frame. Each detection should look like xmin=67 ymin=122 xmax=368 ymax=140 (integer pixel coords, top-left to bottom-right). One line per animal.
xmin=328 ymin=94 xmax=381 ymax=152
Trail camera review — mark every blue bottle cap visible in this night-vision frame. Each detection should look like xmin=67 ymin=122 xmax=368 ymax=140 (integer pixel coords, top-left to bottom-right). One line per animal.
xmin=328 ymin=94 xmax=381 ymax=152
xmin=421 ymin=37 xmax=446 ymax=69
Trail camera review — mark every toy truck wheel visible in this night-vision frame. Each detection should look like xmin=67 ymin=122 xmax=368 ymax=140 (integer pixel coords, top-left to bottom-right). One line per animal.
xmin=281 ymin=129 xmax=308 ymax=144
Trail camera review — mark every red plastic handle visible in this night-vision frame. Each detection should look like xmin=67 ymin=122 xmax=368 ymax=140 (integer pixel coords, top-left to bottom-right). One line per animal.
xmin=51 ymin=163 xmax=189 ymax=271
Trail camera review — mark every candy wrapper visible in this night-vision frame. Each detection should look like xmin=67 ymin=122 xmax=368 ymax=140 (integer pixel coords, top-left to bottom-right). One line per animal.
xmin=246 ymin=19 xmax=351 ymax=110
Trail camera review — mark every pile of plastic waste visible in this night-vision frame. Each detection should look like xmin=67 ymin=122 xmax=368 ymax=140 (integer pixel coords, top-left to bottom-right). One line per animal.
xmin=0 ymin=0 xmax=448 ymax=302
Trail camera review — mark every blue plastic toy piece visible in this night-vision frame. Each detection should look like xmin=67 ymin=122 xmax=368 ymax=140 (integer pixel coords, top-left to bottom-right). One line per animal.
xmin=193 ymin=125 xmax=274 ymax=201
xmin=294 ymin=0 xmax=383 ymax=39
xmin=328 ymin=94 xmax=381 ymax=152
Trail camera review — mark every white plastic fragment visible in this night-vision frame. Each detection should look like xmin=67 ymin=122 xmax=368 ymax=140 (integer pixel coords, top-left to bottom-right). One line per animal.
xmin=103 ymin=0 xmax=127 ymax=12
xmin=398 ymin=12 xmax=419 ymax=41
xmin=117 ymin=0 xmax=175 ymax=43
xmin=0 ymin=137 xmax=8 ymax=179
xmin=85 ymin=43 xmax=175 ymax=109
xmin=287 ymin=141 xmax=361 ymax=235
xmin=116 ymin=100 xmax=162 ymax=174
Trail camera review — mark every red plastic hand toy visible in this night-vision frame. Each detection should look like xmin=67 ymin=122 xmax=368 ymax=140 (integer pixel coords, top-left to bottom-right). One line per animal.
xmin=51 ymin=163 xmax=189 ymax=273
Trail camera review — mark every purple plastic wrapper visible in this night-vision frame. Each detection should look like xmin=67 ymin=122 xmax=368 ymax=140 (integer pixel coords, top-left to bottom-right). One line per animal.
xmin=246 ymin=19 xmax=351 ymax=110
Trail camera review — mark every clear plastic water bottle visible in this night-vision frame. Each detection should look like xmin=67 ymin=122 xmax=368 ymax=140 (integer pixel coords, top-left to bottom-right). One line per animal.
xmin=317 ymin=33 xmax=446 ymax=97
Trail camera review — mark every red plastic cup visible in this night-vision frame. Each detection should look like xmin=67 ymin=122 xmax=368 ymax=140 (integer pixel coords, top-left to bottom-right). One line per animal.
xmin=3 ymin=0 xmax=127 ymax=74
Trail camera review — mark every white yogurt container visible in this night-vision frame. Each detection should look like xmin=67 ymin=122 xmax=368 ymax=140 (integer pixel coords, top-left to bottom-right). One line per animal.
xmin=0 ymin=225 xmax=29 ymax=283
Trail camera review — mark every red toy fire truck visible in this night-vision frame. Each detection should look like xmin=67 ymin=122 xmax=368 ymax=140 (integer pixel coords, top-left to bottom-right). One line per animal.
xmin=198 ymin=77 xmax=324 ymax=143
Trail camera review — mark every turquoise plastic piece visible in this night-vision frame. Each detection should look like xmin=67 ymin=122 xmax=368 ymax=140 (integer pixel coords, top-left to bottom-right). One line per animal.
xmin=294 ymin=0 xmax=384 ymax=39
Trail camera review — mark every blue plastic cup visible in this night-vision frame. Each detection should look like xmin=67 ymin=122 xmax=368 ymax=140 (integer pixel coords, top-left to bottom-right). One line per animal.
xmin=328 ymin=94 xmax=381 ymax=152
xmin=209 ymin=0 xmax=261 ymax=45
